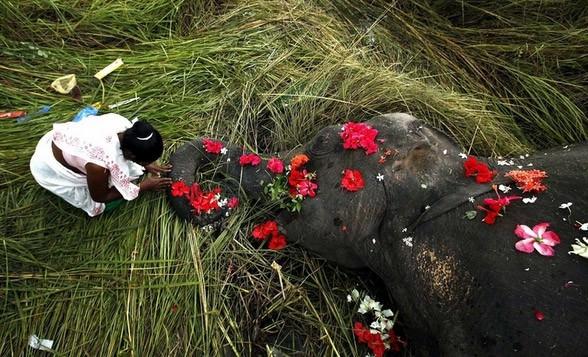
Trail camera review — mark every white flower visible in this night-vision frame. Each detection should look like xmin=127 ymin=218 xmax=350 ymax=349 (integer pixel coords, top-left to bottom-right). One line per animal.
xmin=227 ymin=158 xmax=231 ymax=162
xmin=496 ymin=160 xmax=514 ymax=166
xmin=522 ymin=196 xmax=537 ymax=204
xmin=578 ymin=222 xmax=588 ymax=231
xmin=220 ymin=147 xmax=228 ymax=155
xmin=517 ymin=165 xmax=523 ymax=169
xmin=468 ymin=196 xmax=475 ymax=203
xmin=376 ymin=173 xmax=384 ymax=182
xmin=347 ymin=295 xmax=352 ymax=303
xmin=458 ymin=153 xmax=467 ymax=159
xmin=569 ymin=238 xmax=588 ymax=259
xmin=372 ymin=238 xmax=376 ymax=244
xmin=351 ymin=289 xmax=360 ymax=301
xmin=382 ymin=309 xmax=394 ymax=317
xmin=497 ymin=184 xmax=511 ymax=193
xmin=358 ymin=295 xmax=383 ymax=315
xmin=424 ymin=205 xmax=431 ymax=210
xmin=443 ymin=149 xmax=447 ymax=155
xmin=217 ymin=198 xmax=228 ymax=207
xmin=401 ymin=228 xmax=407 ymax=233
xmin=420 ymin=184 xmax=427 ymax=189
xmin=527 ymin=163 xmax=533 ymax=167
xmin=403 ymin=237 xmax=413 ymax=247
xmin=559 ymin=202 xmax=573 ymax=209
xmin=519 ymin=155 xmax=525 ymax=160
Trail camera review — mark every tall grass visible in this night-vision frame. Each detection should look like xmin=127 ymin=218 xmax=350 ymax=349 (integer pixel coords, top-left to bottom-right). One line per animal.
xmin=1 ymin=0 xmax=586 ymax=355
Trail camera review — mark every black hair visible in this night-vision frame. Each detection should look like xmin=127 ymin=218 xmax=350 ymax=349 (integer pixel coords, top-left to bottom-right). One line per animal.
xmin=120 ymin=120 xmax=164 ymax=164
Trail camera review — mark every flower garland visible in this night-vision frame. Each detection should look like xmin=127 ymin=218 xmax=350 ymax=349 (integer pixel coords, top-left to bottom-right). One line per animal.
xmin=347 ymin=289 xmax=403 ymax=356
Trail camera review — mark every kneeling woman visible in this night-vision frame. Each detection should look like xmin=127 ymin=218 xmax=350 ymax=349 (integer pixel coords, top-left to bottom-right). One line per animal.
xmin=30 ymin=113 xmax=172 ymax=216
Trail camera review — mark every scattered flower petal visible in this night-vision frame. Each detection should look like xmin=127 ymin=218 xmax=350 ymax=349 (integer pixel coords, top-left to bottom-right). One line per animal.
xmin=376 ymin=173 xmax=385 ymax=182
xmin=522 ymin=196 xmax=537 ymax=204
xmin=569 ymin=237 xmax=588 ymax=258
xmin=498 ymin=184 xmax=511 ymax=193
xmin=402 ymin=237 xmax=413 ymax=247
xmin=559 ymin=202 xmax=573 ymax=209
xmin=534 ymin=309 xmax=545 ymax=321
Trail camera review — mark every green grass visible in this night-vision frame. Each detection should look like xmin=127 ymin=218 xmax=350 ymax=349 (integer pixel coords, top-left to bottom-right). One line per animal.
xmin=1 ymin=0 xmax=586 ymax=355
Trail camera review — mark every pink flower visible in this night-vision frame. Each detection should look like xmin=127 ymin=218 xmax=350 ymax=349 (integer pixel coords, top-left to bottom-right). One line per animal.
xmin=514 ymin=223 xmax=560 ymax=256
xmin=239 ymin=153 xmax=261 ymax=166
xmin=227 ymin=196 xmax=239 ymax=209
xmin=267 ymin=157 xmax=284 ymax=174
xmin=202 ymin=138 xmax=224 ymax=154
xmin=298 ymin=179 xmax=318 ymax=197
xmin=340 ymin=122 xmax=379 ymax=155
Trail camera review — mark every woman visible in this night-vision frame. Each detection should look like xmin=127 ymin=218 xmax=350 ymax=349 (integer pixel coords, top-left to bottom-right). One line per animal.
xmin=30 ymin=113 xmax=172 ymax=216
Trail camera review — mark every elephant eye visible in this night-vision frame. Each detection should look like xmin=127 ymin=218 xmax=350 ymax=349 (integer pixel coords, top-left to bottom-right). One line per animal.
xmin=309 ymin=132 xmax=336 ymax=156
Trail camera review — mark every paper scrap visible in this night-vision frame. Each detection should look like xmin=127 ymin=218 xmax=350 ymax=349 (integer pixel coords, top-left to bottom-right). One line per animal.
xmin=108 ymin=96 xmax=141 ymax=109
xmin=51 ymin=74 xmax=77 ymax=94
xmin=28 ymin=334 xmax=54 ymax=351
xmin=94 ymin=58 xmax=124 ymax=80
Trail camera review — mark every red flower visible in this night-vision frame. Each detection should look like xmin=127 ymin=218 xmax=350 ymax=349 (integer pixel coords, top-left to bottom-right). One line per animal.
xmin=290 ymin=154 xmax=309 ymax=170
xmin=202 ymin=138 xmax=223 ymax=154
xmin=239 ymin=153 xmax=261 ymax=166
xmin=341 ymin=169 xmax=365 ymax=192
xmin=170 ymin=181 xmax=190 ymax=197
xmin=251 ymin=220 xmax=279 ymax=241
xmin=268 ymin=233 xmax=287 ymax=250
xmin=340 ymin=122 xmax=379 ymax=155
xmin=228 ymin=196 xmax=239 ymax=209
xmin=352 ymin=322 xmax=370 ymax=343
xmin=463 ymin=156 xmax=496 ymax=183
xmin=477 ymin=191 xmax=521 ymax=224
xmin=190 ymin=191 xmax=220 ymax=214
xmin=475 ymin=163 xmax=495 ymax=183
xmin=367 ymin=333 xmax=386 ymax=357
xmin=267 ymin=157 xmax=285 ymax=174
xmin=464 ymin=156 xmax=478 ymax=176
xmin=505 ymin=169 xmax=548 ymax=193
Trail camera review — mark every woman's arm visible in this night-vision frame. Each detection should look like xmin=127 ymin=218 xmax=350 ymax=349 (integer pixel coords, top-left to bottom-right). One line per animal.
xmin=86 ymin=163 xmax=172 ymax=203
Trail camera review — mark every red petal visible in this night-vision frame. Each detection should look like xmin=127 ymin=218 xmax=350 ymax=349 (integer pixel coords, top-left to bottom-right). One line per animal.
xmin=534 ymin=309 xmax=545 ymax=321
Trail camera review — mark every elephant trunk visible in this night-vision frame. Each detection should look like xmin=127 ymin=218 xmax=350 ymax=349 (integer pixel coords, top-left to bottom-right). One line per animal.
xmin=168 ymin=138 xmax=274 ymax=224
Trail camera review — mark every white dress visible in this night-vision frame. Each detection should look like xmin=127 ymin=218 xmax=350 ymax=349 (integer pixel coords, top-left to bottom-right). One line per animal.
xmin=30 ymin=113 xmax=145 ymax=216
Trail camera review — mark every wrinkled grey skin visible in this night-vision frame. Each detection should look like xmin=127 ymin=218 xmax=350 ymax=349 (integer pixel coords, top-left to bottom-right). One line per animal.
xmin=170 ymin=113 xmax=588 ymax=355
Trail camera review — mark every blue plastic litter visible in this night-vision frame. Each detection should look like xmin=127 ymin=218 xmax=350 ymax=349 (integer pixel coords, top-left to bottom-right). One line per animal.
xmin=16 ymin=105 xmax=51 ymax=124
xmin=72 ymin=106 xmax=99 ymax=122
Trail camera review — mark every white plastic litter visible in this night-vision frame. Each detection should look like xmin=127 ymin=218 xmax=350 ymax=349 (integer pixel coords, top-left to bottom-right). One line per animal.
xmin=28 ymin=335 xmax=54 ymax=351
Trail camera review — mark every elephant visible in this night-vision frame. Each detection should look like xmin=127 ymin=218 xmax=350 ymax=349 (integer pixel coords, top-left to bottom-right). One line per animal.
xmin=169 ymin=113 xmax=588 ymax=356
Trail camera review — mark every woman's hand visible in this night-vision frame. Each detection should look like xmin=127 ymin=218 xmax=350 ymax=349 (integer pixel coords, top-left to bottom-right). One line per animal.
xmin=145 ymin=163 xmax=172 ymax=176
xmin=140 ymin=177 xmax=172 ymax=191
